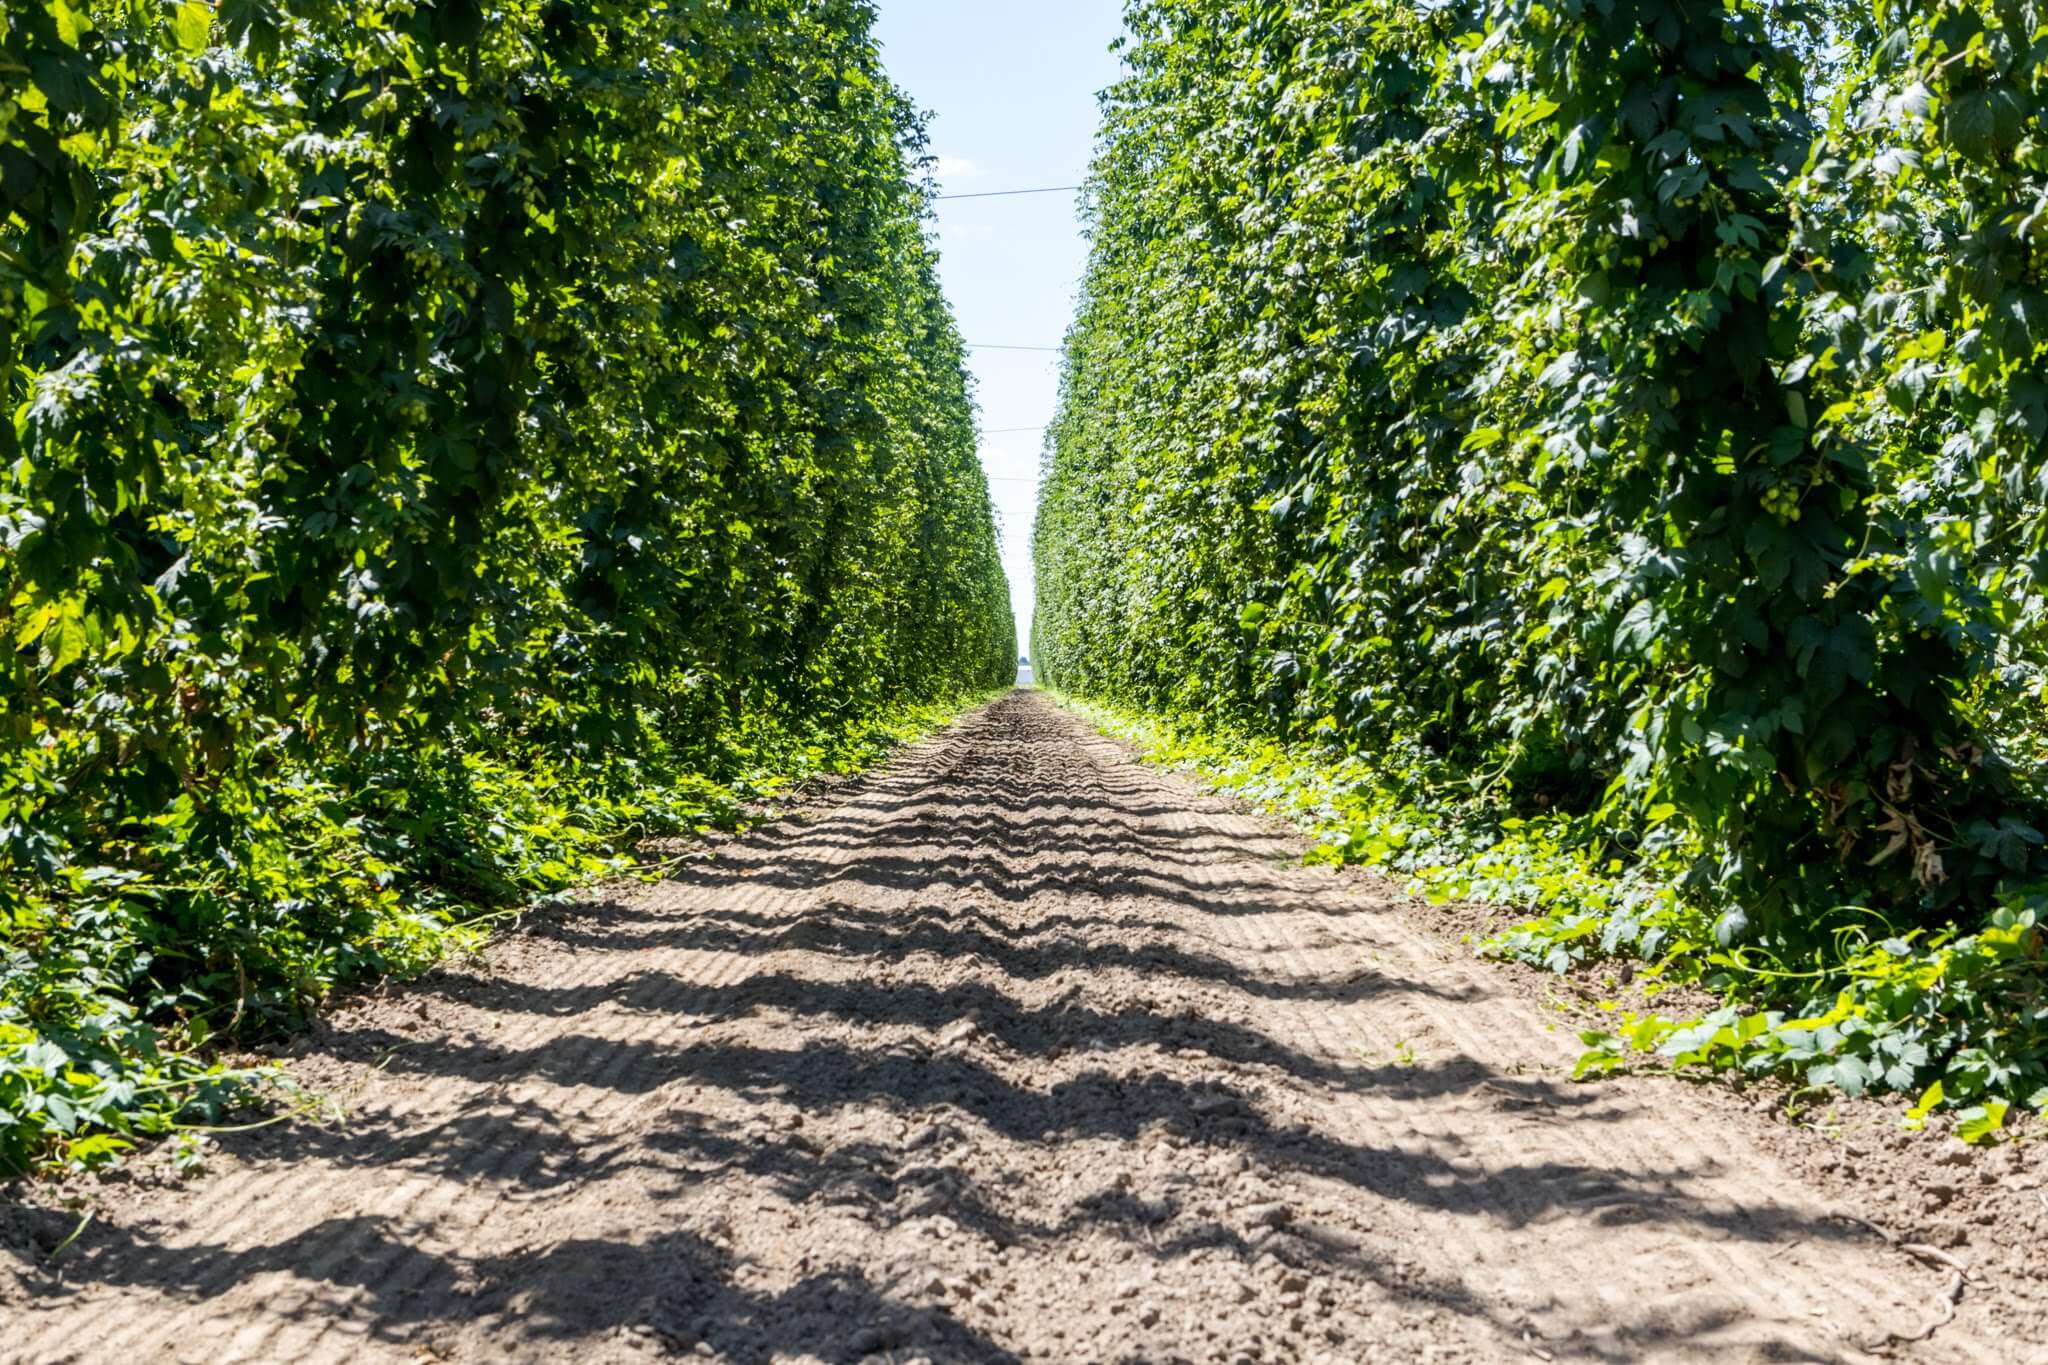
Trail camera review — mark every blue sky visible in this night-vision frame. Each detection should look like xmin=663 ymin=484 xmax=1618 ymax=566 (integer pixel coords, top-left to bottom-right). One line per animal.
xmin=871 ymin=1 xmax=1128 ymax=654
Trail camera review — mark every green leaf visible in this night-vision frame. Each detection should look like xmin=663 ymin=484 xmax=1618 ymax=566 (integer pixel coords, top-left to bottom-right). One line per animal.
xmin=1903 ymin=1079 xmax=1943 ymax=1130
xmin=41 ymin=1093 xmax=77 ymax=1135
xmin=46 ymin=612 xmax=89 ymax=675
xmin=48 ymin=0 xmax=90 ymax=46
xmin=173 ymin=1 xmax=214 ymax=54
xmin=1942 ymin=88 xmax=2023 ymax=162
xmin=1955 ymin=1101 xmax=2009 ymax=1145
xmin=1573 ymin=1031 xmax=1625 ymax=1079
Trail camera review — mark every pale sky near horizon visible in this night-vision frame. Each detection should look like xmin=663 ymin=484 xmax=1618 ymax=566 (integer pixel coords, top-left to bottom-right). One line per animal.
xmin=871 ymin=1 xmax=1128 ymax=654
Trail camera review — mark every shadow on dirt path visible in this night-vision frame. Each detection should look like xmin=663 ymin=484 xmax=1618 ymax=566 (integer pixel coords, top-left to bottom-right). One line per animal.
xmin=2 ymin=691 xmax=2025 ymax=1362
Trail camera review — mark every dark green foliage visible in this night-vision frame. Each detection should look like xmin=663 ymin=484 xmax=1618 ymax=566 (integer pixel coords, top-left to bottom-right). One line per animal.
xmin=1036 ymin=0 xmax=2046 ymax=1111
xmin=1 ymin=0 xmax=1012 ymax=1169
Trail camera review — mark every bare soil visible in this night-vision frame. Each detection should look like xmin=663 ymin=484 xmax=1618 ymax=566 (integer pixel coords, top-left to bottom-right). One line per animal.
xmin=5 ymin=690 xmax=2045 ymax=1363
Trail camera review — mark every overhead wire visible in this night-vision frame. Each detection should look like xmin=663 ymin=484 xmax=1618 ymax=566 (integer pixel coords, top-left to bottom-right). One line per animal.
xmin=931 ymin=193 xmax=1075 ymax=478
xmin=933 ymin=185 xmax=1082 ymax=201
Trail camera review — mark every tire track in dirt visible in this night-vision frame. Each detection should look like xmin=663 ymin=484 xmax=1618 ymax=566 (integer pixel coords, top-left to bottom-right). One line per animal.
xmin=3 ymin=690 xmax=2024 ymax=1362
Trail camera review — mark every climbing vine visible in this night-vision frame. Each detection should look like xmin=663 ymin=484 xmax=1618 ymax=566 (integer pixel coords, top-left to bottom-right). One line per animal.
xmin=0 ymin=0 xmax=1013 ymax=1170
xmin=1036 ymin=0 xmax=2046 ymax=1117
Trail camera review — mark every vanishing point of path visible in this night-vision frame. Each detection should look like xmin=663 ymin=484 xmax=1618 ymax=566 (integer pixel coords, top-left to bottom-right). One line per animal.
xmin=6 ymin=692 xmax=2022 ymax=1362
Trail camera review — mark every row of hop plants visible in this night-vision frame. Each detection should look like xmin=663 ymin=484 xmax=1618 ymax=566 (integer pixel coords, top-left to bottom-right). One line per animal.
xmin=0 ymin=0 xmax=1015 ymax=1172
xmin=1034 ymin=0 xmax=2046 ymax=1126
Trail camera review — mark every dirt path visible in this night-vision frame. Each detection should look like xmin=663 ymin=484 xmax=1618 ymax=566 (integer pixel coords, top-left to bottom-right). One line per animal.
xmin=5 ymin=691 xmax=2039 ymax=1362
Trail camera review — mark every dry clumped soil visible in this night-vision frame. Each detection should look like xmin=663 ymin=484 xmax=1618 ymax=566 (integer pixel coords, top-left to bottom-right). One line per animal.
xmin=5 ymin=690 xmax=2046 ymax=1363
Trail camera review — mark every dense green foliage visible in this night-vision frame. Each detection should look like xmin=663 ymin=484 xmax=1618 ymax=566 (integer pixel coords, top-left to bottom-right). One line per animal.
xmin=1036 ymin=0 xmax=2047 ymax=1116
xmin=1 ymin=0 xmax=1012 ymax=1170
